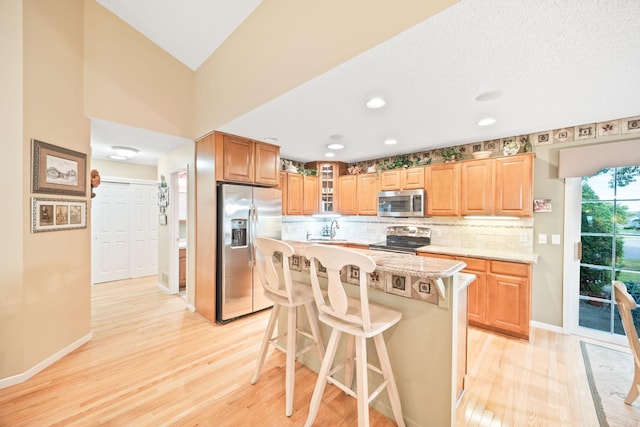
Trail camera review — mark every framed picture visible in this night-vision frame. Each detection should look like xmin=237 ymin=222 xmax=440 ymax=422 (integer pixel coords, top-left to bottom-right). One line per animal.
xmin=32 ymin=139 xmax=87 ymax=197
xmin=32 ymin=197 xmax=86 ymax=232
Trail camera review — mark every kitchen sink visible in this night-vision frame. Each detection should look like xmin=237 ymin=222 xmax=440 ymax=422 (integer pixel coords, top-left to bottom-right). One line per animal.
xmin=307 ymin=238 xmax=347 ymax=244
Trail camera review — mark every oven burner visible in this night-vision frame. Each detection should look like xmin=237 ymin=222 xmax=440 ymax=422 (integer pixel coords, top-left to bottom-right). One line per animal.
xmin=368 ymin=225 xmax=431 ymax=254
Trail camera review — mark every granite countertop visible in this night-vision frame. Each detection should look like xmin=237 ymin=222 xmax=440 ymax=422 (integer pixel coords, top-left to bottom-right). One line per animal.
xmin=287 ymin=240 xmax=467 ymax=279
xmin=417 ymin=245 xmax=538 ymax=264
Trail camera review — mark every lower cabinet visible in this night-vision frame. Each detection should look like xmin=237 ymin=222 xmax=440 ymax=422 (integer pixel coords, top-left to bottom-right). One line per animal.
xmin=419 ymin=252 xmax=531 ymax=340
xmin=179 ymin=248 xmax=186 ymax=289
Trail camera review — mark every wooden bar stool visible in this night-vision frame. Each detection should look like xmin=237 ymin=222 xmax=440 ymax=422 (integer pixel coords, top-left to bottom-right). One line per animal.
xmin=613 ymin=281 xmax=640 ymax=405
xmin=304 ymin=244 xmax=405 ymax=427
xmin=251 ymin=237 xmax=325 ymax=417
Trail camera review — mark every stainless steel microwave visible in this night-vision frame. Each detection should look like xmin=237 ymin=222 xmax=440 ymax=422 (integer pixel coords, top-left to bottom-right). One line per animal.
xmin=377 ymin=189 xmax=426 ymax=217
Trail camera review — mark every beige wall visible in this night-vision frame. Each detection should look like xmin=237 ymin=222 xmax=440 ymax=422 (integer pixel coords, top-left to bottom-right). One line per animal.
xmin=91 ymin=159 xmax=157 ymax=182
xmin=0 ymin=0 xmax=26 ymax=379
xmin=7 ymin=0 xmax=90 ymax=378
xmin=194 ymin=0 xmax=459 ymax=137
xmin=83 ymin=0 xmax=194 ymax=139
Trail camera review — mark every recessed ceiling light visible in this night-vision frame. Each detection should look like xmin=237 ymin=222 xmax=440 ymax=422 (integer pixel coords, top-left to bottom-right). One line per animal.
xmin=109 ymin=155 xmax=128 ymax=160
xmin=475 ymin=90 xmax=503 ymax=102
xmin=324 ymin=152 xmax=336 ymax=158
xmin=326 ymin=143 xmax=344 ymax=150
xmin=366 ymin=96 xmax=386 ymax=109
xmin=111 ymin=146 xmax=139 ymax=158
xmin=477 ymin=117 xmax=497 ymax=127
xmin=384 ymin=138 xmax=398 ymax=145
xmin=264 ymin=136 xmax=279 ymax=142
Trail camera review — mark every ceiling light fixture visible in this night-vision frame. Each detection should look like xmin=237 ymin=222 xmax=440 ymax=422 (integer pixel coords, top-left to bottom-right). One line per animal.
xmin=324 ymin=152 xmax=336 ymax=158
xmin=365 ymin=96 xmax=386 ymax=109
xmin=264 ymin=136 xmax=279 ymax=142
xmin=384 ymin=138 xmax=398 ymax=145
xmin=475 ymin=90 xmax=503 ymax=102
xmin=477 ymin=117 xmax=497 ymax=127
xmin=111 ymin=146 xmax=139 ymax=158
xmin=326 ymin=143 xmax=344 ymax=150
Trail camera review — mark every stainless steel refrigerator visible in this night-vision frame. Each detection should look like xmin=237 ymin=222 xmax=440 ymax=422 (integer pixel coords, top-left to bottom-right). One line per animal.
xmin=216 ymin=183 xmax=282 ymax=322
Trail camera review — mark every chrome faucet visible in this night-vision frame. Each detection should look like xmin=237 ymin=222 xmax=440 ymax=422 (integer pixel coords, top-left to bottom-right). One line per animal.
xmin=330 ymin=219 xmax=340 ymax=239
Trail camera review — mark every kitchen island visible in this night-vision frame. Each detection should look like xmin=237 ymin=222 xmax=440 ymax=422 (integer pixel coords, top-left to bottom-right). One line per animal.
xmin=284 ymin=241 xmax=474 ymax=427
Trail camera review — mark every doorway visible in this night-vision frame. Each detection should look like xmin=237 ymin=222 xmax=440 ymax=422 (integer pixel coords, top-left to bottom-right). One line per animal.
xmin=91 ymin=180 xmax=158 ymax=284
xmin=566 ymin=166 xmax=640 ymax=343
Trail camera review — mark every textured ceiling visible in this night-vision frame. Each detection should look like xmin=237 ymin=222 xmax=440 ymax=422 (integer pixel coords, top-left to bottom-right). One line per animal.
xmin=92 ymin=0 xmax=640 ymax=166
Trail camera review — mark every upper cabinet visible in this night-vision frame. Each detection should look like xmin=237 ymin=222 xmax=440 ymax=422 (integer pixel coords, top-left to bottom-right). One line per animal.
xmin=337 ymin=173 xmax=380 ymax=216
xmin=494 ymin=154 xmax=534 ymax=217
xmin=380 ymin=167 xmax=425 ymax=191
xmin=425 ymin=163 xmax=460 ymax=216
xmin=428 ymin=153 xmax=534 ymax=217
xmin=357 ymin=173 xmax=380 ymax=215
xmin=338 ymin=175 xmax=357 ymax=215
xmin=460 ymin=159 xmax=494 ymax=216
xmin=305 ymin=161 xmax=347 ymax=214
xmin=215 ymin=132 xmax=280 ymax=186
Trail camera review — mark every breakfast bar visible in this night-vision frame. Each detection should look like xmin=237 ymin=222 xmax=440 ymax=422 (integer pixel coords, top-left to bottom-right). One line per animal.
xmin=285 ymin=241 xmax=474 ymax=427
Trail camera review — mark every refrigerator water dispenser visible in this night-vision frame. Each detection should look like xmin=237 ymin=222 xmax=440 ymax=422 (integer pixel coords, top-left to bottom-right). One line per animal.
xmin=231 ymin=219 xmax=247 ymax=247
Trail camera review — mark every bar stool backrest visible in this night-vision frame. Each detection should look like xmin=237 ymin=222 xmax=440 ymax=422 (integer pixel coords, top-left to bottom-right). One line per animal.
xmin=254 ymin=237 xmax=294 ymax=304
xmin=305 ymin=244 xmax=377 ymax=332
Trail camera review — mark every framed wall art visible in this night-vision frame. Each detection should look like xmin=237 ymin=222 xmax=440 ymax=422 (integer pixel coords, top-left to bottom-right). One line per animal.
xmin=32 ymin=139 xmax=87 ymax=197
xmin=32 ymin=197 xmax=87 ymax=233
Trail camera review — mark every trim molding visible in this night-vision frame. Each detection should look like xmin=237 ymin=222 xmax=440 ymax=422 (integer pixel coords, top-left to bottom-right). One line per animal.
xmin=530 ymin=320 xmax=564 ymax=334
xmin=0 ymin=333 xmax=92 ymax=390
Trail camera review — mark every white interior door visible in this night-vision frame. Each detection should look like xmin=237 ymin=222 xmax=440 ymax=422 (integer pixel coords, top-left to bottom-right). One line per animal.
xmin=91 ymin=180 xmax=158 ymax=284
xmin=92 ymin=182 xmax=130 ymax=284
xmin=130 ymin=184 xmax=158 ymax=278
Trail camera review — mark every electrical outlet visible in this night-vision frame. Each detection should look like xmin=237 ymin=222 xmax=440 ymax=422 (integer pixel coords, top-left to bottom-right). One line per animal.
xmin=552 ymin=234 xmax=561 ymax=245
xmin=538 ymin=234 xmax=547 ymax=244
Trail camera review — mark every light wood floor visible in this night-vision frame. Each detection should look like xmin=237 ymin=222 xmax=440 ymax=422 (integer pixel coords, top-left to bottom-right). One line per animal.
xmin=0 ymin=276 xmax=603 ymax=426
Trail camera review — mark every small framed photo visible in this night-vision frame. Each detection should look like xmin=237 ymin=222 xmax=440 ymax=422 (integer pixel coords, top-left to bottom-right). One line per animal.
xmin=32 ymin=197 xmax=86 ymax=232
xmin=31 ymin=139 xmax=87 ymax=197
xmin=534 ymin=199 xmax=552 ymax=213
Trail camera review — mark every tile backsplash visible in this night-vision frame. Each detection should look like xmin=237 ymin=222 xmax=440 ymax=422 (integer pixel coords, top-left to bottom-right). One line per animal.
xmin=282 ymin=215 xmax=534 ymax=254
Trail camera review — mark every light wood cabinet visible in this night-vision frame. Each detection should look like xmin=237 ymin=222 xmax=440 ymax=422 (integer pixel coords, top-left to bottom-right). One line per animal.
xmin=418 ymin=252 xmax=531 ymax=339
xmin=305 ymin=161 xmax=346 ymax=214
xmin=303 ymin=175 xmax=319 ymax=215
xmin=338 ymin=175 xmax=357 ymax=215
xmin=285 ymin=173 xmax=303 ymax=215
xmin=380 ymin=167 xmax=425 ymax=191
xmin=215 ymin=132 xmax=280 ymax=186
xmin=357 ymin=173 xmax=380 ymax=215
xmin=179 ymin=248 xmax=186 ymax=288
xmin=460 ymin=159 xmax=494 ymax=215
xmin=494 ymin=154 xmax=534 ymax=217
xmin=486 ymin=261 xmax=530 ymax=339
xmin=425 ymin=163 xmax=460 ymax=216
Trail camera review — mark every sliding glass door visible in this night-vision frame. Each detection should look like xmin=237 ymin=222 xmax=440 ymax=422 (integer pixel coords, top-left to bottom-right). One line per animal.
xmin=578 ymin=166 xmax=640 ymax=337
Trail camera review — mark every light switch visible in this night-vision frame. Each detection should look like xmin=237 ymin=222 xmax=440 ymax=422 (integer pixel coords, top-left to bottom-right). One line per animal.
xmin=552 ymin=234 xmax=561 ymax=245
xmin=538 ymin=234 xmax=547 ymax=244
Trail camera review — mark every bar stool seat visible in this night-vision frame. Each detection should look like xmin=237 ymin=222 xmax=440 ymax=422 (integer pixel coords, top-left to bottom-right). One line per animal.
xmin=251 ymin=237 xmax=325 ymax=417
xmin=304 ymin=244 xmax=405 ymax=427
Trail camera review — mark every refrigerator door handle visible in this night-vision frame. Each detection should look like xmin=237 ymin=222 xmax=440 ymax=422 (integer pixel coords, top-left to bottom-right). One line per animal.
xmin=248 ymin=205 xmax=258 ymax=267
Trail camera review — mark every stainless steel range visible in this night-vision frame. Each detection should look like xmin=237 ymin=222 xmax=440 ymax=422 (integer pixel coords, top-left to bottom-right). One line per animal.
xmin=368 ymin=226 xmax=431 ymax=254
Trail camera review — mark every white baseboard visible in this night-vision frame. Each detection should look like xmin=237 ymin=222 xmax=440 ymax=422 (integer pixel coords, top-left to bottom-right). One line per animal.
xmin=156 ymin=281 xmax=171 ymax=294
xmin=185 ymin=302 xmax=196 ymax=312
xmin=0 ymin=332 xmax=92 ymax=390
xmin=530 ymin=320 xmax=565 ymax=334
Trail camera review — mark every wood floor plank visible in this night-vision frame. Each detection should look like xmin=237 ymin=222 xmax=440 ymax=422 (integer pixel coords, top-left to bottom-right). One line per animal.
xmin=0 ymin=276 xmax=603 ymax=426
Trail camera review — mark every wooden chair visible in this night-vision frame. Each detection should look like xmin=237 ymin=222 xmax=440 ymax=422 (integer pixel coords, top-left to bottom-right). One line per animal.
xmin=304 ymin=244 xmax=405 ymax=427
xmin=251 ymin=237 xmax=325 ymax=417
xmin=613 ymin=280 xmax=640 ymax=405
